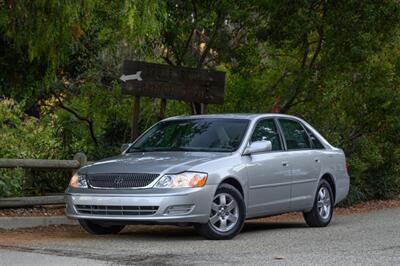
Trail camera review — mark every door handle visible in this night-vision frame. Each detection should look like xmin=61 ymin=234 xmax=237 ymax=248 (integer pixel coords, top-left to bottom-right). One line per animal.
xmin=315 ymin=158 xmax=320 ymax=163
xmin=282 ymin=161 xmax=289 ymax=167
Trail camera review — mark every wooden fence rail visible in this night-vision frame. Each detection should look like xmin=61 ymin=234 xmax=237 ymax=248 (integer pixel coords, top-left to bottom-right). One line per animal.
xmin=0 ymin=195 xmax=65 ymax=208
xmin=0 ymin=159 xmax=81 ymax=169
xmin=0 ymin=153 xmax=87 ymax=208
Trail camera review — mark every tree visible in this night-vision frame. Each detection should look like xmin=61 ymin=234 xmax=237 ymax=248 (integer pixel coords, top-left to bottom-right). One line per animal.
xmin=150 ymin=0 xmax=257 ymax=113
xmin=1 ymin=1 xmax=400 ymax=201
xmin=0 ymin=0 xmax=164 ymax=114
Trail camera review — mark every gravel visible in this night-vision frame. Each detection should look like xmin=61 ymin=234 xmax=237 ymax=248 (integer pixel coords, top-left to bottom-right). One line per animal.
xmin=0 ymin=207 xmax=399 ymax=265
xmin=0 ymin=206 xmax=64 ymax=217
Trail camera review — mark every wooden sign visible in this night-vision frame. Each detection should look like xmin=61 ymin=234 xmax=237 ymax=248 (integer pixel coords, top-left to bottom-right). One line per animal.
xmin=120 ymin=60 xmax=225 ymax=104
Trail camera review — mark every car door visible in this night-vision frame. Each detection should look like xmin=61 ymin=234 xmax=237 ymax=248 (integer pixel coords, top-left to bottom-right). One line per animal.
xmin=246 ymin=118 xmax=291 ymax=217
xmin=277 ymin=118 xmax=321 ymax=211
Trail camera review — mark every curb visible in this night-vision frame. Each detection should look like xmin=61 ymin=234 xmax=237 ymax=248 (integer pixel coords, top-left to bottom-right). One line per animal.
xmin=0 ymin=216 xmax=77 ymax=229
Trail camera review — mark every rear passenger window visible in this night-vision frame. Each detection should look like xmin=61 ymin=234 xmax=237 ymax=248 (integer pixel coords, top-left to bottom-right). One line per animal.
xmin=279 ymin=119 xmax=311 ymax=150
xmin=251 ymin=119 xmax=282 ymax=151
xmin=305 ymin=128 xmax=325 ymax=149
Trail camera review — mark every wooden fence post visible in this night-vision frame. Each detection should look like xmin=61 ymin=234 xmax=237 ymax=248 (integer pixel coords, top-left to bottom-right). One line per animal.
xmin=73 ymin=153 xmax=87 ymax=174
xmin=159 ymin=98 xmax=167 ymax=120
xmin=22 ymin=168 xmax=33 ymax=196
xmin=201 ymin=103 xmax=208 ymax=114
xmin=131 ymin=96 xmax=141 ymax=141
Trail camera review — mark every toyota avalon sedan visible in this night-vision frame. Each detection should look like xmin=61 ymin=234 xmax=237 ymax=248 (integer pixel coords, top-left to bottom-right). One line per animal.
xmin=65 ymin=114 xmax=349 ymax=240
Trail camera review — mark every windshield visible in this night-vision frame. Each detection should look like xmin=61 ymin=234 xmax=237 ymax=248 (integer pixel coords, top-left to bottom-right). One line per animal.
xmin=128 ymin=118 xmax=249 ymax=152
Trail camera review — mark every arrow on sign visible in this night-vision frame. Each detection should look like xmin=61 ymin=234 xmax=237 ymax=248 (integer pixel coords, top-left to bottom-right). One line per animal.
xmin=120 ymin=71 xmax=143 ymax=82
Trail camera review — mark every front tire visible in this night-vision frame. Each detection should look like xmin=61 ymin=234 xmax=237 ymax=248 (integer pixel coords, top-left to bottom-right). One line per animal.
xmin=79 ymin=219 xmax=125 ymax=235
xmin=303 ymin=180 xmax=334 ymax=227
xmin=195 ymin=183 xmax=245 ymax=240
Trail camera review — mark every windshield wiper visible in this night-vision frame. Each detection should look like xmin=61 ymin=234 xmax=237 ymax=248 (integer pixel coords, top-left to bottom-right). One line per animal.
xmin=128 ymin=147 xmax=174 ymax=152
xmin=127 ymin=147 xmax=149 ymax=152
xmin=128 ymin=146 xmax=233 ymax=153
xmin=168 ymin=147 xmax=233 ymax=152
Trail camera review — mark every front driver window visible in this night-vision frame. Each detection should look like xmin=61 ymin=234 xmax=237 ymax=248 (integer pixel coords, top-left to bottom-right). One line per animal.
xmin=279 ymin=119 xmax=311 ymax=150
xmin=251 ymin=119 xmax=283 ymax=151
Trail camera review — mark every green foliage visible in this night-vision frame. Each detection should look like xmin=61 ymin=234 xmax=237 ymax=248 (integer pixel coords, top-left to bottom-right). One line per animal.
xmin=0 ymin=169 xmax=23 ymax=198
xmin=0 ymin=99 xmax=66 ymax=196
xmin=0 ymin=0 xmax=165 ymax=104
xmin=0 ymin=99 xmax=62 ymax=159
xmin=1 ymin=1 xmax=400 ymax=203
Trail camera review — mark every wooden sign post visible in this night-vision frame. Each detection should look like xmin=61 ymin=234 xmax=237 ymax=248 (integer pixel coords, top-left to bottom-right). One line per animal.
xmin=120 ymin=60 xmax=225 ymax=140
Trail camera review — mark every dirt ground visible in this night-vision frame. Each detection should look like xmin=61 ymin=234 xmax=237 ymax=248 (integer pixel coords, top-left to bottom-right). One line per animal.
xmin=0 ymin=206 xmax=65 ymax=217
xmin=1 ymin=207 xmax=399 ymax=265
xmin=0 ymin=198 xmax=400 ymax=245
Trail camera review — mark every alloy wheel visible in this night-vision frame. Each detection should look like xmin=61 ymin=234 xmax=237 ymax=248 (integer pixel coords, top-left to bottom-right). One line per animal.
xmin=209 ymin=193 xmax=239 ymax=233
xmin=317 ymin=187 xmax=331 ymax=220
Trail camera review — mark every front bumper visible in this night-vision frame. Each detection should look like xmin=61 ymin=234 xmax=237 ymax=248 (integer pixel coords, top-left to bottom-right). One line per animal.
xmin=65 ymin=185 xmax=217 ymax=224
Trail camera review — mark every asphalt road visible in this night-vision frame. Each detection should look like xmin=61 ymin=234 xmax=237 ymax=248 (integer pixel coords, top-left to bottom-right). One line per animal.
xmin=0 ymin=208 xmax=399 ymax=266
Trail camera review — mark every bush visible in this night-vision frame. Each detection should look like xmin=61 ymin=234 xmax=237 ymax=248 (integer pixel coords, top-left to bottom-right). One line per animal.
xmin=0 ymin=169 xmax=23 ymax=197
xmin=365 ymin=170 xmax=400 ymax=200
xmin=0 ymin=99 xmax=70 ymax=197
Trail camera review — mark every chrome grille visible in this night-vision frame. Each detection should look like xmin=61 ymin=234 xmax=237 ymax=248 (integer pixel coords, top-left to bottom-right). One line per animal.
xmin=87 ymin=173 xmax=159 ymax=188
xmin=75 ymin=205 xmax=158 ymax=216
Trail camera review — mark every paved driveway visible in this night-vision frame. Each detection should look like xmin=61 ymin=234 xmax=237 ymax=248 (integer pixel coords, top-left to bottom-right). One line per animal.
xmin=0 ymin=208 xmax=399 ymax=265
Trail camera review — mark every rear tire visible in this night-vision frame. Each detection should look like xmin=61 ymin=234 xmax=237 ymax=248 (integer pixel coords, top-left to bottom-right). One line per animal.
xmin=303 ymin=180 xmax=334 ymax=227
xmin=195 ymin=183 xmax=245 ymax=240
xmin=79 ymin=219 xmax=125 ymax=235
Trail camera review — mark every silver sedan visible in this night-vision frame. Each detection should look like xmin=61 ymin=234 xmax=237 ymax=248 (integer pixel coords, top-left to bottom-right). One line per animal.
xmin=65 ymin=114 xmax=349 ymax=240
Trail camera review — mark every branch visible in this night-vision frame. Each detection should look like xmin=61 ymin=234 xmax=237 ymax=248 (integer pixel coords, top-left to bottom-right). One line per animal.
xmin=52 ymin=92 xmax=98 ymax=146
xmin=309 ymin=2 xmax=327 ymax=69
xmin=266 ymin=69 xmax=288 ymax=96
xmin=162 ymin=56 xmax=174 ymax=66
xmin=308 ymin=34 xmax=323 ymax=68
xmin=280 ymin=35 xmax=310 ymax=113
xmin=279 ymin=2 xmax=327 ymax=113
xmin=340 ymin=128 xmax=365 ymax=154
xmin=177 ymin=28 xmax=195 ymax=66
xmin=176 ymin=1 xmax=197 ymax=66
xmin=197 ymin=11 xmax=225 ymax=69
xmin=300 ymin=36 xmax=310 ymax=70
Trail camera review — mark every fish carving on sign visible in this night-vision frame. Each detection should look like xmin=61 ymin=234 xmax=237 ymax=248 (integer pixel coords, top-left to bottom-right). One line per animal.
xmin=120 ymin=71 xmax=143 ymax=82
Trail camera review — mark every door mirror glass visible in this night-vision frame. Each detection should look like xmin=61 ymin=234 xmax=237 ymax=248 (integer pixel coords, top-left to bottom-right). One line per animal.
xmin=120 ymin=143 xmax=131 ymax=153
xmin=243 ymin=140 xmax=272 ymax=155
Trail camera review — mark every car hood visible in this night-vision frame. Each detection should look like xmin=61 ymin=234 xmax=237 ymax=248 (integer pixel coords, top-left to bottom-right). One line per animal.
xmin=80 ymin=151 xmax=230 ymax=175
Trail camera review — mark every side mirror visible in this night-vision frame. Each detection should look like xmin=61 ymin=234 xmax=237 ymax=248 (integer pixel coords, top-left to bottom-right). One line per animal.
xmin=120 ymin=143 xmax=131 ymax=153
xmin=243 ymin=140 xmax=272 ymax=155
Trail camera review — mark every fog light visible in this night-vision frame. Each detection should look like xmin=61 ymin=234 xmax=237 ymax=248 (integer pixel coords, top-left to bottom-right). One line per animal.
xmin=164 ymin=204 xmax=195 ymax=216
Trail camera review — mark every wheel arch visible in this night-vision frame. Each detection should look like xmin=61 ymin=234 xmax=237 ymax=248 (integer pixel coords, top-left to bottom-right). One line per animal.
xmin=319 ymin=173 xmax=336 ymax=203
xmin=220 ymin=177 xmax=245 ymax=198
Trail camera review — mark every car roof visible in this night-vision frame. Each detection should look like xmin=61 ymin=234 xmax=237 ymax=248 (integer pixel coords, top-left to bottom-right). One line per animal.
xmin=164 ymin=113 xmax=302 ymax=121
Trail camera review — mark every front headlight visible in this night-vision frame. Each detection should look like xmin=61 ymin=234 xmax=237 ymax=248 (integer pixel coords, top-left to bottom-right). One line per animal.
xmin=154 ymin=172 xmax=207 ymax=188
xmin=69 ymin=173 xmax=88 ymax=188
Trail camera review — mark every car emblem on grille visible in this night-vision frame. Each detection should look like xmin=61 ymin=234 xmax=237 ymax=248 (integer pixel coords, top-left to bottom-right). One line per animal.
xmin=114 ymin=177 xmax=124 ymax=185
